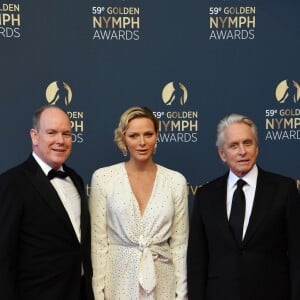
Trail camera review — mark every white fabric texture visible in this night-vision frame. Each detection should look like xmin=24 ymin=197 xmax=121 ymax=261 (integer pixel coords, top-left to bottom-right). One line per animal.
xmin=89 ymin=162 xmax=189 ymax=300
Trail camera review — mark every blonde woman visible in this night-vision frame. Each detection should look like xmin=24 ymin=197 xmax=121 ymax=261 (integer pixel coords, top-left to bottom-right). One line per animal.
xmin=89 ymin=106 xmax=189 ymax=299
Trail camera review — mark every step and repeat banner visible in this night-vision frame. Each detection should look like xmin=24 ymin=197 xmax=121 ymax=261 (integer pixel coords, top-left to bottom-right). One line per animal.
xmin=0 ymin=0 xmax=299 ymax=209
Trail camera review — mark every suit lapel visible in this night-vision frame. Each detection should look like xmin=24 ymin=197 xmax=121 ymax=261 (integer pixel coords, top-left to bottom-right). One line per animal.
xmin=211 ymin=175 xmax=237 ymax=244
xmin=23 ymin=156 xmax=79 ymax=241
xmin=66 ymin=166 xmax=89 ymax=243
xmin=243 ymin=169 xmax=276 ymax=246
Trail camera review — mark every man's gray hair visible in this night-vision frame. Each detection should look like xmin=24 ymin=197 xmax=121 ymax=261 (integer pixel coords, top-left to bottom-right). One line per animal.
xmin=216 ymin=113 xmax=258 ymax=148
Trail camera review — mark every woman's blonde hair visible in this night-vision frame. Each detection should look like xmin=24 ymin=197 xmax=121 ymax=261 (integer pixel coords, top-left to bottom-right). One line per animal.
xmin=114 ymin=106 xmax=159 ymax=153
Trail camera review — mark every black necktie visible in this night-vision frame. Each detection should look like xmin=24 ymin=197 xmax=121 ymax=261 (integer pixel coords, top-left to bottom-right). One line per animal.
xmin=47 ymin=169 xmax=69 ymax=180
xmin=229 ymin=179 xmax=246 ymax=243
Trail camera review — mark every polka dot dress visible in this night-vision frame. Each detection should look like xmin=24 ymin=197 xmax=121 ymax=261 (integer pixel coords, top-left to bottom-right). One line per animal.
xmin=89 ymin=163 xmax=189 ymax=300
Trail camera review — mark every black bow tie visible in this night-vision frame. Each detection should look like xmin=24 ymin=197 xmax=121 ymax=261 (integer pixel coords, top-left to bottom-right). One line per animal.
xmin=47 ymin=169 xmax=69 ymax=180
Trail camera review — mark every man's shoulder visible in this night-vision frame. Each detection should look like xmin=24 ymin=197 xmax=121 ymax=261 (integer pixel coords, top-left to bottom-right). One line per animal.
xmin=202 ymin=174 xmax=227 ymax=189
xmin=258 ymin=167 xmax=296 ymax=185
xmin=195 ymin=174 xmax=227 ymax=199
xmin=0 ymin=158 xmax=30 ymax=178
xmin=0 ymin=158 xmax=34 ymax=189
xmin=257 ymin=169 xmax=299 ymax=197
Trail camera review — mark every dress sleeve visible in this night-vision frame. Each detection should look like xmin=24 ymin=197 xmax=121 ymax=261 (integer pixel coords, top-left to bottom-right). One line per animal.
xmin=89 ymin=169 xmax=108 ymax=300
xmin=169 ymin=173 xmax=189 ymax=299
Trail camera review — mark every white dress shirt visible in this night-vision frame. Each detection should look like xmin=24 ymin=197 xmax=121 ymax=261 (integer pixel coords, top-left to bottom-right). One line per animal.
xmin=226 ymin=165 xmax=258 ymax=239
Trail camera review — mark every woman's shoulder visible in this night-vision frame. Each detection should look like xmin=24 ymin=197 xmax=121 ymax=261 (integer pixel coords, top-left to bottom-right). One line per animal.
xmin=157 ymin=164 xmax=187 ymax=183
xmin=92 ymin=162 xmax=124 ymax=178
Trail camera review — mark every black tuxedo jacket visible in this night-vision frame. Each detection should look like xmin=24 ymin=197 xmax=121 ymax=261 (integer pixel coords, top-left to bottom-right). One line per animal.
xmin=187 ymin=167 xmax=300 ymax=300
xmin=0 ymin=155 xmax=94 ymax=300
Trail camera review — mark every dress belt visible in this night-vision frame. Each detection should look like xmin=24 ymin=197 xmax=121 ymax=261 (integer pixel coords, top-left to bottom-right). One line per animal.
xmin=110 ymin=236 xmax=172 ymax=294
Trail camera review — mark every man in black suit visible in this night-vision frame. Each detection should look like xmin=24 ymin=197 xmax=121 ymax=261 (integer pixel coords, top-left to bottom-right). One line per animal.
xmin=0 ymin=106 xmax=94 ymax=300
xmin=187 ymin=113 xmax=300 ymax=300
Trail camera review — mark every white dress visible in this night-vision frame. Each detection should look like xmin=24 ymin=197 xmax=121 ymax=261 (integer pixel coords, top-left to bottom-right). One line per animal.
xmin=89 ymin=162 xmax=189 ymax=300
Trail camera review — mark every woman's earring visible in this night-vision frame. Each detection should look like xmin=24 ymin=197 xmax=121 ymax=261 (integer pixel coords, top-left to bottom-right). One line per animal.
xmin=123 ymin=146 xmax=128 ymax=157
xmin=153 ymin=143 xmax=157 ymax=155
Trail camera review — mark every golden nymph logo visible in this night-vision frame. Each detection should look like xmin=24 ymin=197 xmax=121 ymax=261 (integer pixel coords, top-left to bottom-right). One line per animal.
xmin=92 ymin=6 xmax=140 ymax=41
xmin=264 ymin=79 xmax=300 ymax=141
xmin=275 ymin=79 xmax=300 ymax=104
xmin=46 ymin=81 xmax=72 ymax=106
xmin=153 ymin=82 xmax=198 ymax=143
xmin=162 ymin=82 xmax=188 ymax=106
xmin=0 ymin=3 xmax=21 ymax=38
xmin=45 ymin=81 xmax=84 ymax=143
